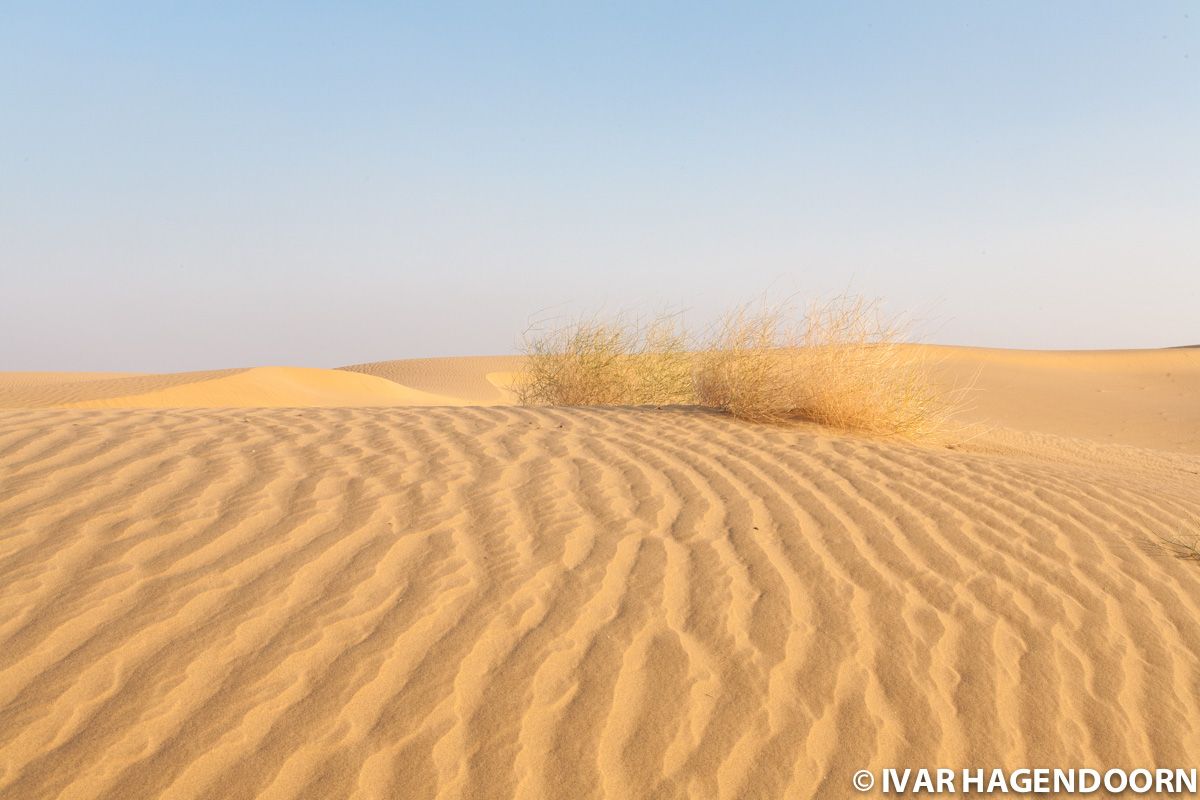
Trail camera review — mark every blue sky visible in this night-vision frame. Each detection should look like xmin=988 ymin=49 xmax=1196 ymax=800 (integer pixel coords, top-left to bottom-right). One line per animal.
xmin=2 ymin=2 xmax=1197 ymax=370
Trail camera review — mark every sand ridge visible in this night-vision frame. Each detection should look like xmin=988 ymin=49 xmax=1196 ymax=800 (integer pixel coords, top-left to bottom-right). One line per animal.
xmin=0 ymin=370 xmax=246 ymax=408
xmin=3 ymin=347 xmax=1198 ymax=453
xmin=338 ymin=356 xmax=522 ymax=405
xmin=0 ymin=367 xmax=464 ymax=409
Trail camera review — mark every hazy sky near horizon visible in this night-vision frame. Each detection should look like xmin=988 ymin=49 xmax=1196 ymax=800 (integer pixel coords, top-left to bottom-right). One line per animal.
xmin=2 ymin=2 xmax=1197 ymax=371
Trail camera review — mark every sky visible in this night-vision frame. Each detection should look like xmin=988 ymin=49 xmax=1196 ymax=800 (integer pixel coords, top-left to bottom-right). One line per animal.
xmin=1 ymin=2 xmax=1197 ymax=371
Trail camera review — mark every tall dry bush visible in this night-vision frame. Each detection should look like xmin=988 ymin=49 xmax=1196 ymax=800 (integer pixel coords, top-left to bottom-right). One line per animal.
xmin=514 ymin=314 xmax=693 ymax=407
xmin=693 ymin=296 xmax=958 ymax=436
xmin=515 ymin=296 xmax=963 ymax=438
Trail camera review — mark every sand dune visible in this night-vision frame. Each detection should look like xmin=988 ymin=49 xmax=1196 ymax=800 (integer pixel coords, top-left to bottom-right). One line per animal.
xmin=4 ymin=346 xmax=1197 ymax=453
xmin=0 ymin=369 xmax=245 ymax=408
xmin=339 ymin=356 xmax=522 ymax=405
xmin=932 ymin=347 xmax=1200 ymax=454
xmin=0 ymin=367 xmax=465 ymax=409
xmin=1 ymin=348 xmax=1199 ymax=799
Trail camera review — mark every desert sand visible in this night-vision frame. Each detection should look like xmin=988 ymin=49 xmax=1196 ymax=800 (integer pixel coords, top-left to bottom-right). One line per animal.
xmin=1 ymin=347 xmax=1198 ymax=798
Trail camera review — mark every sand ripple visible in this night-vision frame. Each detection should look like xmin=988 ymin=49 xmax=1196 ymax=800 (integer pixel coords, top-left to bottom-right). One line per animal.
xmin=1 ymin=407 xmax=1198 ymax=799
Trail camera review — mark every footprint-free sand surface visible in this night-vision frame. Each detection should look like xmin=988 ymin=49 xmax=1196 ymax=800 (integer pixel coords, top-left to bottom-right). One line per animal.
xmin=1 ymin=348 xmax=1198 ymax=798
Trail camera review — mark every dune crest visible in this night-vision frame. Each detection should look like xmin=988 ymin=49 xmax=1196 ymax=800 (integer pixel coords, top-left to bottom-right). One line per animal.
xmin=4 ymin=347 xmax=1197 ymax=452
xmin=0 ymin=367 xmax=464 ymax=409
xmin=338 ymin=356 xmax=522 ymax=405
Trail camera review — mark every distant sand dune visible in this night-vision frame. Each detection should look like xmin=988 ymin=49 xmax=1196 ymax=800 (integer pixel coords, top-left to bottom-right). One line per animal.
xmin=338 ymin=355 xmax=522 ymax=405
xmin=931 ymin=347 xmax=1200 ymax=454
xmin=0 ymin=367 xmax=461 ymax=409
xmin=0 ymin=369 xmax=245 ymax=407
xmin=3 ymin=346 xmax=1197 ymax=452
xmin=1 ymin=348 xmax=1199 ymax=798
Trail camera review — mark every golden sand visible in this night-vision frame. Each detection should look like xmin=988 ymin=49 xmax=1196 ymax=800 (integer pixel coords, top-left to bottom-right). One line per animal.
xmin=1 ymin=348 xmax=1198 ymax=798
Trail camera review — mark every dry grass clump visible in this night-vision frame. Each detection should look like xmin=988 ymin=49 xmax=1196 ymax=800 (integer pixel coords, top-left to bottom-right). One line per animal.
xmin=514 ymin=314 xmax=693 ymax=407
xmin=693 ymin=297 xmax=958 ymax=436
xmin=1152 ymin=524 xmax=1200 ymax=564
xmin=515 ymin=295 xmax=964 ymax=438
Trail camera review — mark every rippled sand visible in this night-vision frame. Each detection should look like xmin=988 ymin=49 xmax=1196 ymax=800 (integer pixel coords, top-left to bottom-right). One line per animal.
xmin=1 ymin=349 xmax=1198 ymax=798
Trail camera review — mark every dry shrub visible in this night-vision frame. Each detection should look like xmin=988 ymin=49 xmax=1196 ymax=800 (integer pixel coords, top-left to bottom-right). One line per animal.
xmin=514 ymin=314 xmax=693 ymax=407
xmin=1152 ymin=526 xmax=1200 ymax=564
xmin=515 ymin=295 xmax=965 ymax=438
xmin=693 ymin=296 xmax=958 ymax=436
